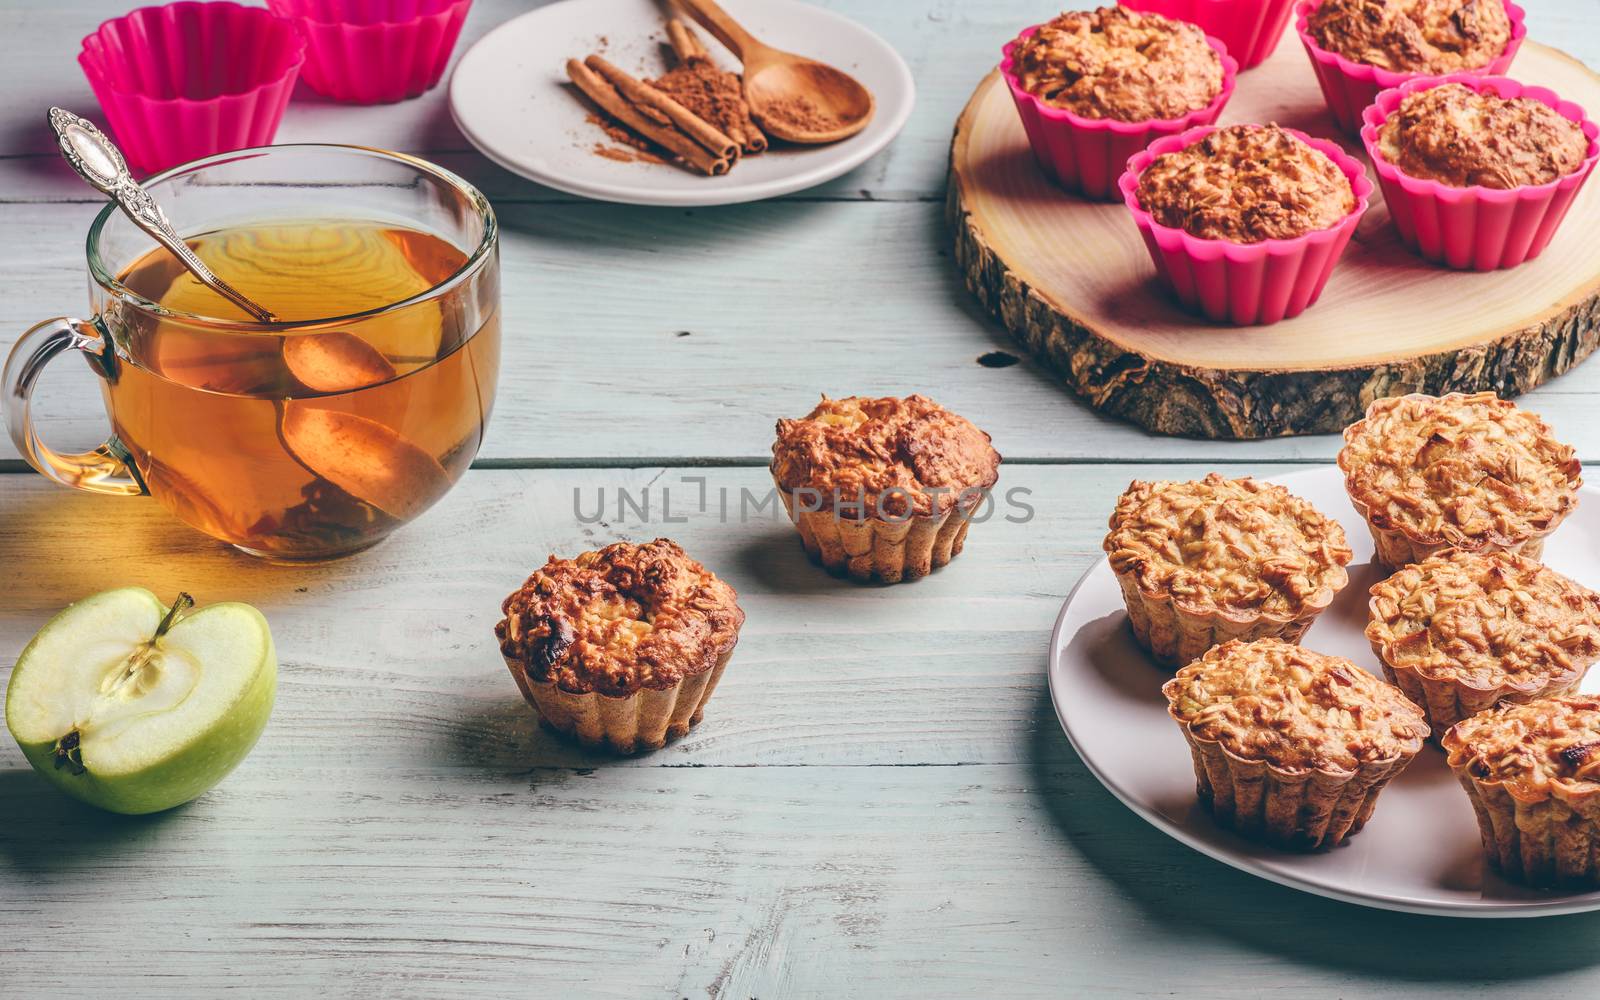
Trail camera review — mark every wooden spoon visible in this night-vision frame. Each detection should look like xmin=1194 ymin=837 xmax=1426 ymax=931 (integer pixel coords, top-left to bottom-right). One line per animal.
xmin=674 ymin=0 xmax=875 ymax=144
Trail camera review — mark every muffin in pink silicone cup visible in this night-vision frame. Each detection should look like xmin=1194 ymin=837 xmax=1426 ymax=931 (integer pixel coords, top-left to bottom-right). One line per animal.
xmin=78 ymin=2 xmax=304 ymax=175
xmin=266 ymin=0 xmax=473 ymax=105
xmin=1362 ymin=75 xmax=1600 ymax=270
xmin=1295 ymin=0 xmax=1526 ymax=134
xmin=1001 ymin=7 xmax=1239 ymax=200
xmin=1119 ymin=0 xmax=1299 ymax=70
xmin=1118 ymin=123 xmax=1372 ymax=325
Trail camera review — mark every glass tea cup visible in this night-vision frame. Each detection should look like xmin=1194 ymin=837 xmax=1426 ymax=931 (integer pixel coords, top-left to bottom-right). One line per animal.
xmin=3 ymin=145 xmax=500 ymax=560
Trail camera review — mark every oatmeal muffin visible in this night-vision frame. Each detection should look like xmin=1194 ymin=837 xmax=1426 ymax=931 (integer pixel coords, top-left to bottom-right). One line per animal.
xmin=496 ymin=539 xmax=744 ymax=753
xmin=1164 ymin=638 xmax=1429 ymax=850
xmin=1135 ymin=124 xmax=1357 ymax=242
xmin=1338 ymin=392 xmax=1581 ymax=568
xmin=771 ymin=395 xmax=1001 ymax=583
xmin=1305 ymin=0 xmax=1513 ymax=74
xmin=1105 ymin=474 xmax=1352 ymax=667
xmin=1376 ymin=82 xmax=1590 ymax=189
xmin=1368 ymin=550 xmax=1600 ymax=736
xmin=1443 ymin=696 xmax=1600 ymax=887
xmin=1010 ymin=7 xmax=1224 ymax=122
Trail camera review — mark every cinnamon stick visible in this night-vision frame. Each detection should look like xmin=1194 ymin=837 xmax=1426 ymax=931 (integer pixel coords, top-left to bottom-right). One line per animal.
xmin=666 ymin=18 xmax=706 ymax=62
xmin=657 ymin=22 xmax=766 ymax=154
xmin=584 ymin=55 xmax=738 ymax=163
xmin=565 ymin=58 xmax=730 ymax=176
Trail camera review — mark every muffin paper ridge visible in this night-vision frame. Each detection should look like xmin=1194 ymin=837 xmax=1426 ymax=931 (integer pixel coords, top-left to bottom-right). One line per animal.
xmin=1293 ymin=0 xmax=1526 ymax=134
xmin=1000 ymin=25 xmax=1239 ymax=200
xmin=1359 ymin=74 xmax=1600 ymax=270
xmin=1167 ymin=700 xmax=1422 ymax=850
xmin=504 ymin=639 xmax=737 ymax=755
xmin=1117 ymin=125 xmax=1373 ymax=325
xmin=775 ymin=483 xmax=976 ymax=584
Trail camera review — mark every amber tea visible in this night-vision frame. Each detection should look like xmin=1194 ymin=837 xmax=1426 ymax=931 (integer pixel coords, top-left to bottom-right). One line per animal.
xmin=106 ymin=220 xmax=500 ymax=558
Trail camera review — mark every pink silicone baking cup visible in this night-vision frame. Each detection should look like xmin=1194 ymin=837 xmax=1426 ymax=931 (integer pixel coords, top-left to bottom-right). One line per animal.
xmin=78 ymin=2 xmax=304 ymax=176
xmin=1294 ymin=0 xmax=1525 ymax=134
xmin=265 ymin=0 xmax=473 ymax=105
xmin=1000 ymin=25 xmax=1239 ymax=201
xmin=1119 ymin=0 xmax=1298 ymax=70
xmin=1361 ymin=75 xmax=1600 ymax=271
xmin=1118 ymin=125 xmax=1374 ymax=325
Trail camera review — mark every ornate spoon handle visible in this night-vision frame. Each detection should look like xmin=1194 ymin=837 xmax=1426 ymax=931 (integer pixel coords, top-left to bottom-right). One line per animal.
xmin=48 ymin=108 xmax=279 ymax=324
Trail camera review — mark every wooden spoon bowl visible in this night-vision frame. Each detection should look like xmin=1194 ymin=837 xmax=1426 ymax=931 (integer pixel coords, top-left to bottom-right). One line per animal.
xmin=675 ymin=0 xmax=875 ymax=144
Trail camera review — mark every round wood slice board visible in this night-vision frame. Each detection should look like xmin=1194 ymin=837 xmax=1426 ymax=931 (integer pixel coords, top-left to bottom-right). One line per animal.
xmin=948 ymin=33 xmax=1600 ymax=439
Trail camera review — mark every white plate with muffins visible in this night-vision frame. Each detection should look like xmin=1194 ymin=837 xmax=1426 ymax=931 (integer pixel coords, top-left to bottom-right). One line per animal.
xmin=1050 ymin=392 xmax=1600 ymax=917
xmin=449 ymin=0 xmax=915 ymax=206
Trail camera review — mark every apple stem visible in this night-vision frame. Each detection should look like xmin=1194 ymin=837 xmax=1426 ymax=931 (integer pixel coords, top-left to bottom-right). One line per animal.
xmin=156 ymin=592 xmax=195 ymax=640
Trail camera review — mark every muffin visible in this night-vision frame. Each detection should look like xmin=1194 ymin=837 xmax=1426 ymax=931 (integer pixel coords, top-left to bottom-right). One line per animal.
xmin=1305 ymin=0 xmax=1513 ymax=74
xmin=1119 ymin=123 xmax=1369 ymax=324
xmin=1164 ymin=638 xmax=1430 ymax=850
xmin=1293 ymin=0 xmax=1525 ymax=134
xmin=1443 ymin=696 xmax=1600 ymax=887
xmin=1135 ymin=124 xmax=1357 ymax=242
xmin=1001 ymin=7 xmax=1237 ymax=199
xmin=770 ymin=394 xmax=1001 ymax=583
xmin=1104 ymin=473 xmax=1352 ymax=667
xmin=1375 ymin=81 xmax=1590 ymax=189
xmin=1338 ymin=392 xmax=1581 ymax=568
xmin=495 ymin=539 xmax=744 ymax=753
xmin=1361 ymin=75 xmax=1600 ymax=269
xmin=1010 ymin=7 xmax=1224 ymax=122
xmin=1368 ymin=550 xmax=1600 ymax=736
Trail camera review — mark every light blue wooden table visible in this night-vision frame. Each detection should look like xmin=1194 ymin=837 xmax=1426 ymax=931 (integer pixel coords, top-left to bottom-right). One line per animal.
xmin=2 ymin=1 xmax=1599 ymax=996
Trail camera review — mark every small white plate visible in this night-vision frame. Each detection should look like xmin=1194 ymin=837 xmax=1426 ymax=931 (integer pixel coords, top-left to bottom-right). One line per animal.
xmin=448 ymin=0 xmax=914 ymax=206
xmin=1049 ymin=466 xmax=1600 ymax=918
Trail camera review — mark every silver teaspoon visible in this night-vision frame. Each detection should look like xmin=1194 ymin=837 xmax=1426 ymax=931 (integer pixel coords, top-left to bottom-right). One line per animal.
xmin=48 ymin=108 xmax=280 ymax=324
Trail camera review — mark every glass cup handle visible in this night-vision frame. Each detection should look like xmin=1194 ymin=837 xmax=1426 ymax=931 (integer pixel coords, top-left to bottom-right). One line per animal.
xmin=3 ymin=316 xmax=147 ymax=496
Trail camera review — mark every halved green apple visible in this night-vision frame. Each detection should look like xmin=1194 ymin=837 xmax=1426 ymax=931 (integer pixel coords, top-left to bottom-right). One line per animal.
xmin=5 ymin=588 xmax=276 ymax=815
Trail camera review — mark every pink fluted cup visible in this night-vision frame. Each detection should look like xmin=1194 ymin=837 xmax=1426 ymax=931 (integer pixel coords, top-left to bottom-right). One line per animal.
xmin=1001 ymin=23 xmax=1238 ymax=201
xmin=1119 ymin=0 xmax=1298 ymax=70
xmin=1295 ymin=0 xmax=1525 ymax=134
xmin=266 ymin=0 xmax=473 ymax=105
xmin=78 ymin=2 xmax=304 ymax=176
xmin=1118 ymin=125 xmax=1373 ymax=326
xmin=1361 ymin=75 xmax=1600 ymax=271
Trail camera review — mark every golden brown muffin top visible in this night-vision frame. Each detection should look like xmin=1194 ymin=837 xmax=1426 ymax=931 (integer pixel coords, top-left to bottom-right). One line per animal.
xmin=1368 ymin=550 xmax=1600 ymax=689
xmin=771 ymin=395 xmax=1001 ymax=519
xmin=1106 ymin=474 xmax=1352 ymax=620
xmin=1010 ymin=7 xmax=1223 ymax=122
xmin=1135 ymin=125 xmax=1356 ymax=242
xmin=1376 ymin=83 xmax=1590 ymax=189
xmin=1443 ymin=696 xmax=1600 ymax=803
xmin=1338 ymin=392 xmax=1581 ymax=553
xmin=1306 ymin=0 xmax=1512 ymax=73
xmin=496 ymin=539 xmax=744 ymax=696
xmin=1165 ymin=638 xmax=1430 ymax=773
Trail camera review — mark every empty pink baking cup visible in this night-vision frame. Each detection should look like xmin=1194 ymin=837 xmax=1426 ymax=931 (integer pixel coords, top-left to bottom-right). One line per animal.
xmin=265 ymin=0 xmax=473 ymax=105
xmin=78 ymin=2 xmax=304 ymax=176
xmin=1119 ymin=0 xmax=1298 ymax=70
xmin=1294 ymin=0 xmax=1525 ymax=135
xmin=1361 ymin=75 xmax=1600 ymax=271
xmin=1001 ymin=25 xmax=1238 ymax=201
xmin=1118 ymin=125 xmax=1374 ymax=325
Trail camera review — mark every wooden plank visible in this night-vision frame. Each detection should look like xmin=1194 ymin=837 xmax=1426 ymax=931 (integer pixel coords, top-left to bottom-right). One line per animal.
xmin=0 ymin=464 xmax=1134 ymax=771
xmin=7 ymin=465 xmax=1600 ymax=998
xmin=9 ymin=197 xmax=1600 ymax=467
xmin=3 ymin=0 xmax=1593 ymax=203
